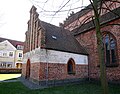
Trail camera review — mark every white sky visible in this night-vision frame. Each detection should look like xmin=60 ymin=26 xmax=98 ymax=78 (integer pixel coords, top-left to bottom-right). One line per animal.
xmin=0 ymin=0 xmax=89 ymax=42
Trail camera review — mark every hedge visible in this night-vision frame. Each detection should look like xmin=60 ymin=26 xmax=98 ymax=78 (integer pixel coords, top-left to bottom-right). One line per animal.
xmin=0 ymin=68 xmax=22 ymax=74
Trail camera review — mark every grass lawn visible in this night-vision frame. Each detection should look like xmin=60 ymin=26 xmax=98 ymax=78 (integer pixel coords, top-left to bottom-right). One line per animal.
xmin=0 ymin=81 xmax=120 ymax=94
xmin=0 ymin=74 xmax=21 ymax=81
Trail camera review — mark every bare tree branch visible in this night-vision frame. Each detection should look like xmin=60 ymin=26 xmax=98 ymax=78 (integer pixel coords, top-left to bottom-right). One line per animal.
xmin=38 ymin=6 xmax=87 ymax=13
xmin=52 ymin=0 xmax=71 ymax=16
xmin=103 ymin=1 xmax=120 ymax=16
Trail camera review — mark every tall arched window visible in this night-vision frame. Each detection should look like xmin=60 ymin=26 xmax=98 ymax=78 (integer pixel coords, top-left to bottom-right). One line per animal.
xmin=67 ymin=58 xmax=75 ymax=74
xmin=103 ymin=32 xmax=118 ymax=67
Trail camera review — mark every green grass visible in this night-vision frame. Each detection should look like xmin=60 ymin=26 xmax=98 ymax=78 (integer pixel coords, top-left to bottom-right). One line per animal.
xmin=0 ymin=81 xmax=120 ymax=94
xmin=0 ymin=74 xmax=21 ymax=81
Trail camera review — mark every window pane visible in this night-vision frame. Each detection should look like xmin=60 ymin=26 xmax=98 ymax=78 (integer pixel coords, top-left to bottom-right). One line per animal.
xmin=103 ymin=33 xmax=117 ymax=66
xmin=68 ymin=63 xmax=73 ymax=72
xmin=110 ymin=39 xmax=116 ymax=63
xmin=105 ymin=34 xmax=109 ymax=43
xmin=9 ymin=52 xmax=13 ymax=57
xmin=105 ymin=34 xmax=110 ymax=64
xmin=111 ymin=49 xmax=116 ymax=63
xmin=3 ymin=53 xmax=7 ymax=57
xmin=110 ymin=38 xmax=115 ymax=49
xmin=106 ymin=49 xmax=110 ymax=64
xmin=19 ymin=53 xmax=22 ymax=57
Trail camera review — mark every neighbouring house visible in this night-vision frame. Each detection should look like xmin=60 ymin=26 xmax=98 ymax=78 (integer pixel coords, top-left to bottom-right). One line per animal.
xmin=22 ymin=6 xmax=88 ymax=86
xmin=62 ymin=1 xmax=120 ymax=82
xmin=0 ymin=38 xmax=24 ymax=68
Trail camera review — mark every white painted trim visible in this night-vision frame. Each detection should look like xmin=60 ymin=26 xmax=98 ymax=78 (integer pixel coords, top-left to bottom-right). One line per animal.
xmin=23 ymin=48 xmax=88 ymax=65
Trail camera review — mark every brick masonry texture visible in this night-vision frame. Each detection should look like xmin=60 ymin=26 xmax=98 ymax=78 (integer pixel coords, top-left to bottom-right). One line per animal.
xmin=22 ymin=64 xmax=26 ymax=77
xmin=22 ymin=62 xmax=88 ymax=83
xmin=22 ymin=63 xmax=39 ymax=81
xmin=76 ymin=19 xmax=120 ymax=81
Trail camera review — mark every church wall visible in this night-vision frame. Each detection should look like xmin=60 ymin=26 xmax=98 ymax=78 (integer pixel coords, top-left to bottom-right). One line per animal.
xmin=76 ymin=19 xmax=120 ymax=82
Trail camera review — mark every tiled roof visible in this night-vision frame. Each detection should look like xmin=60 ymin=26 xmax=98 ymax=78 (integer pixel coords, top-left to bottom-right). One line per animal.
xmin=73 ymin=6 xmax=120 ymax=35
xmin=63 ymin=4 xmax=92 ymax=26
xmin=0 ymin=37 xmax=24 ymax=48
xmin=40 ymin=21 xmax=88 ymax=55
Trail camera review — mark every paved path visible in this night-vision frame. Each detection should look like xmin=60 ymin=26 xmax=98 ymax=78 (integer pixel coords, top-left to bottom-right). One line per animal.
xmin=0 ymin=79 xmax=19 ymax=82
xmin=0 ymin=77 xmax=47 ymax=90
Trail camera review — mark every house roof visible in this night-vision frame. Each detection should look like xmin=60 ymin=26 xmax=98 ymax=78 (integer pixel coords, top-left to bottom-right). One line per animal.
xmin=73 ymin=6 xmax=120 ymax=35
xmin=0 ymin=37 xmax=24 ymax=48
xmin=0 ymin=40 xmax=16 ymax=50
xmin=40 ymin=21 xmax=88 ymax=55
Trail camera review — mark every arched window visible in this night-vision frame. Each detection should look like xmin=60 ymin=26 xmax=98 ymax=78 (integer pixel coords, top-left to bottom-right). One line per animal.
xmin=67 ymin=58 xmax=75 ymax=74
xmin=103 ymin=32 xmax=118 ymax=67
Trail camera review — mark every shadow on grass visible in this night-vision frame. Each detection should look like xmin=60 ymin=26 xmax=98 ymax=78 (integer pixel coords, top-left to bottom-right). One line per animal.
xmin=3 ymin=78 xmax=18 ymax=81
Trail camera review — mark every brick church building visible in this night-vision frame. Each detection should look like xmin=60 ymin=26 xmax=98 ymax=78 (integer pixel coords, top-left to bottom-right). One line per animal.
xmin=22 ymin=1 xmax=120 ymax=86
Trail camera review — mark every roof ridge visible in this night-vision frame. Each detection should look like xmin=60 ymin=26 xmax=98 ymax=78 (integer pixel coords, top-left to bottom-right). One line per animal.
xmin=0 ymin=37 xmax=24 ymax=43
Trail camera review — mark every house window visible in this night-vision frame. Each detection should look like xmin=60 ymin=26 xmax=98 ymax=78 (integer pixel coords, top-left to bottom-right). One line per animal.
xmin=103 ymin=32 xmax=118 ymax=67
xmin=7 ymin=64 xmax=12 ymax=68
xmin=17 ymin=45 xmax=24 ymax=50
xmin=67 ymin=58 xmax=75 ymax=74
xmin=19 ymin=53 xmax=22 ymax=57
xmin=9 ymin=52 xmax=13 ymax=57
xmin=0 ymin=62 xmax=6 ymax=68
xmin=3 ymin=53 xmax=7 ymax=57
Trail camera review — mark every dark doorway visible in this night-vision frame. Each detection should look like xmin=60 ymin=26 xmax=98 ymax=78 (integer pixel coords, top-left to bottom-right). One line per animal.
xmin=25 ymin=59 xmax=31 ymax=79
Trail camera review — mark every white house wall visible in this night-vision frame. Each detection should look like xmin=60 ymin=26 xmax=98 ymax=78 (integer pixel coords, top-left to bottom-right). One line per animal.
xmin=0 ymin=40 xmax=23 ymax=68
xmin=15 ymin=50 xmax=23 ymax=63
xmin=23 ymin=48 xmax=88 ymax=65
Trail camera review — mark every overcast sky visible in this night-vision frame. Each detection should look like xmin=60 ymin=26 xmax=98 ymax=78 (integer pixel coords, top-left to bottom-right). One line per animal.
xmin=0 ymin=0 xmax=89 ymax=42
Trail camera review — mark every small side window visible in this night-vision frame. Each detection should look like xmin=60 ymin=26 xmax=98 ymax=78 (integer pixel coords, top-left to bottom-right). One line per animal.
xmin=67 ymin=58 xmax=76 ymax=75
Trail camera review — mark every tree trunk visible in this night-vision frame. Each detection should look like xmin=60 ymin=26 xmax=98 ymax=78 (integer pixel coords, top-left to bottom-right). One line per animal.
xmin=92 ymin=0 xmax=109 ymax=94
